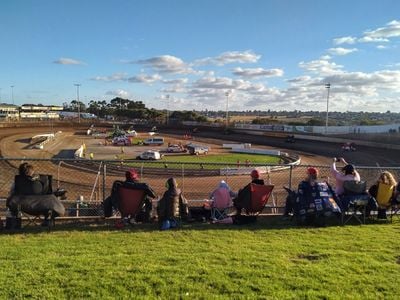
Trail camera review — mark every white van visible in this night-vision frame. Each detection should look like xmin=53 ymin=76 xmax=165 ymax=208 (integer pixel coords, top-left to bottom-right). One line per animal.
xmin=143 ymin=137 xmax=164 ymax=146
xmin=137 ymin=150 xmax=162 ymax=160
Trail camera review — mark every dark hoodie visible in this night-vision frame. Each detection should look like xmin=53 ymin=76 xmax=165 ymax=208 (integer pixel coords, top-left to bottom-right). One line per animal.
xmin=157 ymin=178 xmax=188 ymax=220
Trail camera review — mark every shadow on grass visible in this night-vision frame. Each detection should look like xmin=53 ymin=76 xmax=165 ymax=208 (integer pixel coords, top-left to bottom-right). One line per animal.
xmin=2 ymin=215 xmax=396 ymax=235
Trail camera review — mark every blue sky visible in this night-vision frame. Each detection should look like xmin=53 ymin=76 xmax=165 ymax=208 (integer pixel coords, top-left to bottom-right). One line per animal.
xmin=1 ymin=0 xmax=400 ymax=112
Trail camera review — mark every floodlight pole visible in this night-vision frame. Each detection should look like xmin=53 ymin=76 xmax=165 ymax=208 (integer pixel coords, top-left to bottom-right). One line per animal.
xmin=74 ymin=83 xmax=81 ymax=123
xmin=225 ymin=91 xmax=230 ymax=128
xmin=166 ymin=94 xmax=170 ymax=125
xmin=10 ymin=85 xmax=14 ymax=105
xmin=325 ymin=83 xmax=331 ymax=135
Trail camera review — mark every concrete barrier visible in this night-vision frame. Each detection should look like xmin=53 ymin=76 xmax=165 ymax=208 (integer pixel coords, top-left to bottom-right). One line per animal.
xmin=231 ymin=148 xmax=281 ymax=156
xmin=222 ymin=143 xmax=251 ymax=149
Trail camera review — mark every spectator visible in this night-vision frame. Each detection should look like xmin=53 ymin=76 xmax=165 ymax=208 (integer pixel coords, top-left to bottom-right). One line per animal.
xmin=157 ymin=178 xmax=189 ymax=230
xmin=103 ymin=169 xmax=156 ymax=222
xmin=330 ymin=157 xmax=360 ymax=197
xmin=209 ymin=180 xmax=236 ymax=210
xmin=284 ymin=167 xmax=340 ymax=224
xmin=284 ymin=167 xmax=319 ymax=217
xmin=12 ymin=163 xmax=44 ymax=196
xmin=368 ymin=171 xmax=397 ymax=219
xmin=233 ymin=169 xmax=264 ymax=215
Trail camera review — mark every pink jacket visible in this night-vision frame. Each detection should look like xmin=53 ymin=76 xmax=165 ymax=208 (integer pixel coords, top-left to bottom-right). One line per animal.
xmin=210 ymin=187 xmax=233 ymax=209
xmin=330 ymin=163 xmax=360 ymax=196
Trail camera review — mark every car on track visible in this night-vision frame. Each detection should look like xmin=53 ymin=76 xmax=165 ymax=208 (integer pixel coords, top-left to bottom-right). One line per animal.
xmin=143 ymin=137 xmax=164 ymax=146
xmin=112 ymin=136 xmax=131 ymax=146
xmin=137 ymin=150 xmax=162 ymax=160
xmin=186 ymin=144 xmax=209 ymax=155
xmin=342 ymin=142 xmax=356 ymax=152
xmin=166 ymin=144 xmax=186 ymax=153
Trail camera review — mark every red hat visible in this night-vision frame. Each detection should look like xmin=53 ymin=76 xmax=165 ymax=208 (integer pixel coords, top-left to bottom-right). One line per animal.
xmin=251 ymin=169 xmax=260 ymax=179
xmin=307 ymin=167 xmax=319 ymax=176
xmin=125 ymin=169 xmax=139 ymax=180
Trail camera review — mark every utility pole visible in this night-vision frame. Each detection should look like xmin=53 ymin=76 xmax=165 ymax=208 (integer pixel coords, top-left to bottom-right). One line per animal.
xmin=325 ymin=83 xmax=331 ymax=135
xmin=74 ymin=83 xmax=81 ymax=123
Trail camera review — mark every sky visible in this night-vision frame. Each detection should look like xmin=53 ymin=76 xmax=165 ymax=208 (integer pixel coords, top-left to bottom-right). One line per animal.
xmin=0 ymin=0 xmax=400 ymax=112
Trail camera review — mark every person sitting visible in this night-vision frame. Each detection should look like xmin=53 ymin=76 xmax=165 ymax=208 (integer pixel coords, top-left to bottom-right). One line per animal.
xmin=7 ymin=163 xmax=64 ymax=227
xmin=284 ymin=167 xmax=340 ymax=225
xmin=12 ymin=163 xmax=44 ymax=196
xmin=368 ymin=171 xmax=397 ymax=219
xmin=103 ymin=169 xmax=156 ymax=222
xmin=233 ymin=169 xmax=264 ymax=216
xmin=157 ymin=178 xmax=189 ymax=230
xmin=209 ymin=180 xmax=236 ymax=208
xmin=330 ymin=157 xmax=360 ymax=198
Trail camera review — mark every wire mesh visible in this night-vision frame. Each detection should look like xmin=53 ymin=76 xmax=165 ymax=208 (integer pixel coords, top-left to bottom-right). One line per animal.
xmin=1 ymin=158 xmax=400 ymax=218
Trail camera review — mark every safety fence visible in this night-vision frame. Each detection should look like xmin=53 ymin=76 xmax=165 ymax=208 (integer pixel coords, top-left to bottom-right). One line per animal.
xmin=1 ymin=157 xmax=399 ymax=218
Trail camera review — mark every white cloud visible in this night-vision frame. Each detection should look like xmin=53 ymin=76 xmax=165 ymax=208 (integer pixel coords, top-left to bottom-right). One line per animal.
xmin=135 ymin=55 xmax=194 ymax=74
xmin=91 ymin=73 xmax=127 ymax=82
xmin=127 ymin=74 xmax=162 ymax=83
xmin=299 ymin=59 xmax=343 ymax=75
xmin=363 ymin=20 xmax=400 ymax=39
xmin=53 ymin=57 xmax=85 ymax=65
xmin=333 ymin=36 xmax=357 ymax=45
xmin=162 ymin=78 xmax=188 ymax=85
xmin=232 ymin=67 xmax=284 ymax=78
xmin=194 ymin=50 xmax=261 ymax=66
xmin=105 ymin=89 xmax=129 ymax=97
xmin=358 ymin=36 xmax=389 ymax=43
xmin=327 ymin=47 xmax=358 ymax=56
xmin=376 ymin=45 xmax=388 ymax=50
xmin=320 ymin=55 xmax=332 ymax=60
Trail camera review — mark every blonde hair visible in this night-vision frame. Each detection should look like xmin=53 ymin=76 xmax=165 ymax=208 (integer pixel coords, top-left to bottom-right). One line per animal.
xmin=377 ymin=171 xmax=397 ymax=187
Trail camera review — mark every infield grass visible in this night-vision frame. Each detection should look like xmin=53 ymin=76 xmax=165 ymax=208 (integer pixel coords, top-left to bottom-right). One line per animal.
xmin=1 ymin=219 xmax=399 ymax=299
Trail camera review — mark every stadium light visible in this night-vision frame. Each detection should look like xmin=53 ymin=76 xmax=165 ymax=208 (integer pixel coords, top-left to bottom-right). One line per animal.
xmin=74 ymin=83 xmax=81 ymax=123
xmin=225 ymin=91 xmax=230 ymax=128
xmin=325 ymin=83 xmax=331 ymax=134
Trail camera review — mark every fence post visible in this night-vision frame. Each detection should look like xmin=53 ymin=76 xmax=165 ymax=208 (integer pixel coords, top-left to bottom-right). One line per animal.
xmin=102 ymin=162 xmax=107 ymax=202
xmin=289 ymin=165 xmax=293 ymax=190
xmin=181 ymin=163 xmax=185 ymax=193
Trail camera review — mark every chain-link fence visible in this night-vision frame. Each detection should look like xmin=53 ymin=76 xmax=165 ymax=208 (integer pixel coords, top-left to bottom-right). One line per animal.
xmin=1 ymin=158 xmax=399 ymax=218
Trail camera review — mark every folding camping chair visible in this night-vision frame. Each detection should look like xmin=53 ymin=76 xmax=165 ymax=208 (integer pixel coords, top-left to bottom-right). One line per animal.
xmin=374 ymin=182 xmax=395 ymax=221
xmin=210 ymin=187 xmax=233 ymax=221
xmin=116 ymin=186 xmax=146 ymax=227
xmin=390 ymin=194 xmax=400 ymax=222
xmin=245 ymin=184 xmax=274 ymax=215
xmin=341 ymin=180 xmax=369 ymax=225
xmin=12 ymin=175 xmax=58 ymax=229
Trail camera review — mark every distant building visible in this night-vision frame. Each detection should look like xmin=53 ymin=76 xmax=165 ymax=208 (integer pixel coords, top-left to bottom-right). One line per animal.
xmin=20 ymin=104 xmax=63 ymax=119
xmin=0 ymin=104 xmax=20 ymax=120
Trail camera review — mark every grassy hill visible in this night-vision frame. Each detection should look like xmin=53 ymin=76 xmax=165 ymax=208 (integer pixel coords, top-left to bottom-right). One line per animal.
xmin=1 ymin=219 xmax=399 ymax=299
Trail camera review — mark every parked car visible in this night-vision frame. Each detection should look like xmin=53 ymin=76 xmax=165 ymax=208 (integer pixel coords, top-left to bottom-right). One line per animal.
xmin=186 ymin=144 xmax=209 ymax=155
xmin=143 ymin=137 xmax=164 ymax=146
xmin=137 ymin=150 xmax=162 ymax=160
xmin=167 ymin=144 xmax=186 ymax=153
xmin=112 ymin=136 xmax=131 ymax=146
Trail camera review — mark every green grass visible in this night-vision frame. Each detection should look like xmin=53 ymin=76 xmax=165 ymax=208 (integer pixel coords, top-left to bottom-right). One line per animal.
xmin=1 ymin=219 xmax=400 ymax=299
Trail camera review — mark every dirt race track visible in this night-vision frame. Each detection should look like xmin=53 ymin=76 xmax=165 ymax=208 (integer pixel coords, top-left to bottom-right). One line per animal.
xmin=1 ymin=125 xmax=399 ymax=207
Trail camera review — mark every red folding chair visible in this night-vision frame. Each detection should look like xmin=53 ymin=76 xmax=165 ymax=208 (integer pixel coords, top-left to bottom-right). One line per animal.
xmin=246 ymin=184 xmax=274 ymax=215
xmin=116 ymin=187 xmax=146 ymax=228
